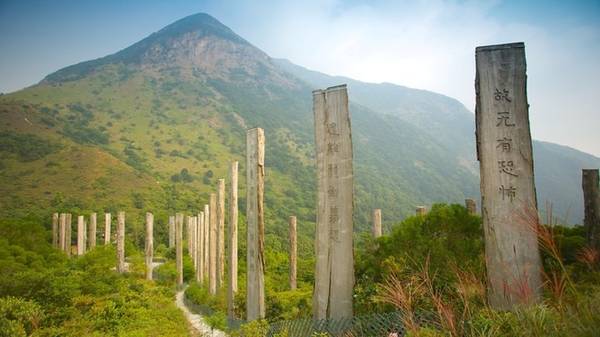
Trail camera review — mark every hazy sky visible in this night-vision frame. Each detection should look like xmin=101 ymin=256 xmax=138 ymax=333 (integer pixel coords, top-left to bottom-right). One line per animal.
xmin=1 ymin=0 xmax=599 ymax=156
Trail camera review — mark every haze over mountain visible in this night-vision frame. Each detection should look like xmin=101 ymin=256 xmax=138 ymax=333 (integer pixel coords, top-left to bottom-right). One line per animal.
xmin=0 ymin=12 xmax=597 ymax=232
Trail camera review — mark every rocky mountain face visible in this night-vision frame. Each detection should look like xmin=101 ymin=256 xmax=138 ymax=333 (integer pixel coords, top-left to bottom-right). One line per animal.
xmin=0 ymin=12 xmax=597 ymax=233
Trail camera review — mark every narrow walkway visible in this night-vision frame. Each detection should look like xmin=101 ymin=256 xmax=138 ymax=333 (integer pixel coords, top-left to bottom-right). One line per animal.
xmin=176 ymin=285 xmax=228 ymax=337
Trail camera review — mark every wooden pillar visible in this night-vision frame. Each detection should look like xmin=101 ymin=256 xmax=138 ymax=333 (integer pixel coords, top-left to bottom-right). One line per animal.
xmin=168 ymin=215 xmax=175 ymax=248
xmin=313 ymin=85 xmax=354 ymax=319
xmin=217 ymin=178 xmax=226 ymax=289
xmin=583 ymin=169 xmax=600 ymax=250
xmin=209 ymin=193 xmax=217 ymax=295
xmin=203 ymin=205 xmax=210 ymax=283
xmin=146 ymin=212 xmax=154 ymax=280
xmin=228 ymin=161 xmax=239 ymax=320
xmin=104 ymin=213 xmax=111 ymax=245
xmin=59 ymin=213 xmax=66 ymax=252
xmin=197 ymin=212 xmax=204 ymax=283
xmin=116 ymin=211 xmax=125 ymax=273
xmin=372 ymin=209 xmax=382 ymax=238
xmin=289 ymin=216 xmax=297 ymax=290
xmin=465 ymin=199 xmax=477 ymax=214
xmin=52 ymin=213 xmax=59 ymax=248
xmin=77 ymin=216 xmax=85 ymax=256
xmin=176 ymin=213 xmax=184 ymax=286
xmin=416 ymin=206 xmax=427 ymax=216
xmin=89 ymin=213 xmax=97 ymax=249
xmin=186 ymin=216 xmax=192 ymax=258
xmin=66 ymin=213 xmax=72 ymax=257
xmin=83 ymin=218 xmax=87 ymax=252
xmin=193 ymin=216 xmax=198 ymax=270
xmin=246 ymin=128 xmax=266 ymax=320
xmin=476 ymin=42 xmax=541 ymax=309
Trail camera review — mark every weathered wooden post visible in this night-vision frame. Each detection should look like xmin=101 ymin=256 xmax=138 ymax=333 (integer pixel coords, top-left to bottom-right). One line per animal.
xmin=209 ymin=193 xmax=217 ymax=295
xmin=176 ymin=213 xmax=184 ymax=286
xmin=168 ymin=215 xmax=175 ymax=248
xmin=289 ymin=216 xmax=297 ymax=290
xmin=187 ymin=216 xmax=192 ymax=258
xmin=203 ymin=205 xmax=210 ymax=281
xmin=116 ymin=211 xmax=125 ymax=273
xmin=59 ymin=213 xmax=66 ymax=252
xmin=83 ymin=218 xmax=87 ymax=252
xmin=246 ymin=128 xmax=266 ymax=320
xmin=89 ymin=213 xmax=97 ymax=249
xmin=583 ymin=169 xmax=600 ymax=250
xmin=66 ymin=213 xmax=72 ymax=257
xmin=476 ymin=42 xmax=542 ymax=309
xmin=52 ymin=213 xmax=59 ymax=247
xmin=217 ymin=178 xmax=226 ymax=289
xmin=77 ymin=216 xmax=85 ymax=256
xmin=146 ymin=212 xmax=154 ymax=281
xmin=196 ymin=212 xmax=204 ymax=283
xmin=465 ymin=199 xmax=477 ymax=214
xmin=372 ymin=209 xmax=382 ymax=238
xmin=228 ymin=161 xmax=239 ymax=320
xmin=190 ymin=216 xmax=196 ymax=267
xmin=104 ymin=213 xmax=111 ymax=245
xmin=313 ymin=85 xmax=354 ymax=319
xmin=416 ymin=206 xmax=427 ymax=216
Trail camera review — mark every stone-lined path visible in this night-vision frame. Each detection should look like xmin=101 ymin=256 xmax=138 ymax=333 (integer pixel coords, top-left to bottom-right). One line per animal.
xmin=176 ymin=285 xmax=227 ymax=337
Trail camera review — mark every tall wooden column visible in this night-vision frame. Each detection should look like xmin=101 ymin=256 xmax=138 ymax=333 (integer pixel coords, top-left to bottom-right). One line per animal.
xmin=77 ymin=216 xmax=85 ymax=255
xmin=209 ymin=193 xmax=217 ymax=295
xmin=176 ymin=213 xmax=183 ymax=286
xmin=66 ymin=213 xmax=72 ymax=257
xmin=116 ymin=212 xmax=125 ymax=273
xmin=197 ymin=212 xmax=204 ymax=283
xmin=476 ymin=42 xmax=541 ymax=309
xmin=52 ymin=213 xmax=59 ymax=248
xmin=146 ymin=212 xmax=154 ymax=280
xmin=168 ymin=215 xmax=175 ymax=248
xmin=372 ymin=209 xmax=382 ymax=238
xmin=59 ymin=213 xmax=66 ymax=252
xmin=583 ymin=169 xmax=600 ymax=250
xmin=313 ymin=85 xmax=354 ymax=319
xmin=289 ymin=216 xmax=297 ymax=290
xmin=246 ymin=128 xmax=266 ymax=320
xmin=203 ymin=205 xmax=210 ymax=282
xmin=104 ymin=213 xmax=111 ymax=245
xmin=228 ymin=161 xmax=239 ymax=320
xmin=465 ymin=199 xmax=477 ymax=214
xmin=89 ymin=213 xmax=97 ymax=249
xmin=416 ymin=206 xmax=427 ymax=216
xmin=217 ymin=178 xmax=226 ymax=289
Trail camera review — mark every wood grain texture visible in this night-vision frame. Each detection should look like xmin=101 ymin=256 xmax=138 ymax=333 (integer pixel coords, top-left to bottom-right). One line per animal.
xmin=475 ymin=42 xmax=541 ymax=309
xmin=228 ymin=161 xmax=239 ymax=319
xmin=583 ymin=169 xmax=600 ymax=249
xmin=217 ymin=178 xmax=226 ymax=289
xmin=313 ymin=85 xmax=354 ymax=319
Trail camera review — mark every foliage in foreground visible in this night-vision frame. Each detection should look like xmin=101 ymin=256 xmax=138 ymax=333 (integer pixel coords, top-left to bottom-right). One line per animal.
xmin=0 ymin=218 xmax=190 ymax=336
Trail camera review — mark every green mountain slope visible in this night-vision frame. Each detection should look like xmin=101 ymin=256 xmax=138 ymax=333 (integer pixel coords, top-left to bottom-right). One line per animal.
xmin=0 ymin=11 xmax=597 ymax=240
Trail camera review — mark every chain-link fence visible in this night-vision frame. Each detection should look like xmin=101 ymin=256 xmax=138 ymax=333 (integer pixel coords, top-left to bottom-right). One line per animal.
xmin=267 ymin=311 xmax=439 ymax=337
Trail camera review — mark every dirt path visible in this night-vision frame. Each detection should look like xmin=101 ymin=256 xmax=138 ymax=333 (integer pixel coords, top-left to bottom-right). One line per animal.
xmin=175 ymin=285 xmax=228 ymax=337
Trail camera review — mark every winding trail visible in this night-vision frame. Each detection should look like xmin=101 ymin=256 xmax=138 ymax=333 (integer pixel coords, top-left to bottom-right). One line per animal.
xmin=176 ymin=285 xmax=228 ymax=337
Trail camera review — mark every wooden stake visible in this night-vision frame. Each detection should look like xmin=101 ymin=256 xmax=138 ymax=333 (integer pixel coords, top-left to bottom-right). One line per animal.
xmin=104 ymin=213 xmax=111 ymax=245
xmin=176 ymin=213 xmax=183 ymax=286
xmin=476 ymin=42 xmax=541 ymax=309
xmin=465 ymin=199 xmax=477 ymax=214
xmin=583 ymin=169 xmax=600 ymax=250
xmin=228 ymin=161 xmax=239 ymax=320
xmin=313 ymin=85 xmax=354 ymax=319
xmin=372 ymin=209 xmax=382 ymax=238
xmin=116 ymin=211 xmax=125 ymax=273
xmin=246 ymin=128 xmax=266 ymax=320
xmin=52 ymin=213 xmax=59 ymax=248
xmin=289 ymin=216 xmax=297 ymax=290
xmin=89 ymin=212 xmax=97 ymax=249
xmin=77 ymin=216 xmax=85 ymax=256
xmin=146 ymin=212 xmax=154 ymax=280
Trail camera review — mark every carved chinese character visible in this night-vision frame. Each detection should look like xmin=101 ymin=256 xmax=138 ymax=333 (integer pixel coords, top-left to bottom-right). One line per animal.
xmin=498 ymin=160 xmax=518 ymax=177
xmin=327 ymin=164 xmax=338 ymax=178
xmin=327 ymin=142 xmax=340 ymax=154
xmin=327 ymin=186 xmax=337 ymax=198
xmin=499 ymin=185 xmax=517 ymax=202
xmin=327 ymin=122 xmax=340 ymax=136
xmin=494 ymin=88 xmax=512 ymax=102
xmin=329 ymin=206 xmax=339 ymax=224
xmin=496 ymin=111 xmax=515 ymax=127
xmin=496 ymin=137 xmax=513 ymax=152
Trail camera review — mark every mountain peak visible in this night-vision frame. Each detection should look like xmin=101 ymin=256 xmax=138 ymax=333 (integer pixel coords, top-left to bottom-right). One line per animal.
xmin=152 ymin=13 xmax=248 ymax=45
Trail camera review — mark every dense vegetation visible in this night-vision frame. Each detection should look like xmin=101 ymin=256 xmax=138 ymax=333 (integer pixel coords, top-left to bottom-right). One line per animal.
xmin=0 ymin=217 xmax=189 ymax=336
